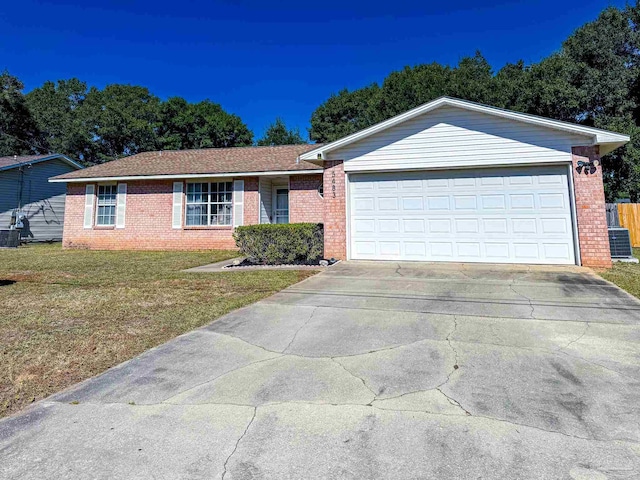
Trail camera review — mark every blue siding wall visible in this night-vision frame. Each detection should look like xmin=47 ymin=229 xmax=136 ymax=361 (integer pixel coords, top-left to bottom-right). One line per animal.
xmin=0 ymin=159 xmax=78 ymax=241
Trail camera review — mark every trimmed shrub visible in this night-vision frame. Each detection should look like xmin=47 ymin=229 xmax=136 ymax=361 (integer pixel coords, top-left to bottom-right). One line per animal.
xmin=233 ymin=223 xmax=324 ymax=265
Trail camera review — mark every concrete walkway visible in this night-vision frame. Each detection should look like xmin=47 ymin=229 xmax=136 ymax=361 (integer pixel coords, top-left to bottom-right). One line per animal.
xmin=2 ymin=261 xmax=640 ymax=479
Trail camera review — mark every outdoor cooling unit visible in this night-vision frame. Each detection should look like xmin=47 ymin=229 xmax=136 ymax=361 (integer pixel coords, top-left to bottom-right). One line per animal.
xmin=608 ymin=227 xmax=633 ymax=259
xmin=0 ymin=229 xmax=20 ymax=248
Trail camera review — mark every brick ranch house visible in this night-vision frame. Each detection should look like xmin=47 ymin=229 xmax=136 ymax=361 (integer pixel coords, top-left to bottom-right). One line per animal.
xmin=51 ymin=97 xmax=630 ymax=268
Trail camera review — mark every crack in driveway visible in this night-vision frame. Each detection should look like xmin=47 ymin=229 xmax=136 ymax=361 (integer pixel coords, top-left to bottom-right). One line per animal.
xmin=221 ymin=406 xmax=256 ymax=480
xmin=282 ymin=306 xmax=318 ymax=354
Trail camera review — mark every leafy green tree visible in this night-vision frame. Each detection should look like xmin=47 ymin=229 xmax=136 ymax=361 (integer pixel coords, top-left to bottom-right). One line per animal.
xmin=491 ymin=61 xmax=531 ymax=111
xmin=158 ymin=98 xmax=253 ymax=150
xmin=257 ymin=118 xmax=306 ymax=146
xmin=598 ymin=116 xmax=640 ymax=201
xmin=559 ymin=4 xmax=640 ymax=200
xmin=79 ymin=84 xmax=161 ymax=163
xmin=449 ymin=52 xmax=494 ymax=104
xmin=0 ymin=71 xmax=41 ymax=156
xmin=370 ymin=63 xmax=452 ymax=121
xmin=26 ymin=78 xmax=92 ymax=161
xmin=563 ymin=6 xmax=639 ymax=123
xmin=309 ymin=84 xmax=380 ymax=143
xmin=309 ymin=53 xmax=494 ymax=143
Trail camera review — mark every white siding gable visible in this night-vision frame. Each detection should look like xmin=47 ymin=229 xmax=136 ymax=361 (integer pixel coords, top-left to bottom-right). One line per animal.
xmin=330 ymin=106 xmax=592 ymax=172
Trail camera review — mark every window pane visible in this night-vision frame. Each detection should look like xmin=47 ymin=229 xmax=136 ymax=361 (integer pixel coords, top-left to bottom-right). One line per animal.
xmin=97 ymin=185 xmax=117 ymax=206
xmin=211 ymin=183 xmax=217 ymax=193
xmin=186 ymin=204 xmax=208 ymax=226
xmin=96 ymin=205 xmax=116 ymax=226
xmin=96 ymin=185 xmax=117 ymax=225
xmin=226 ymin=182 xmax=233 ymax=192
xmin=221 ymin=205 xmax=232 ymax=225
xmin=186 ymin=183 xmax=208 ymax=204
xmin=185 ymin=183 xmax=209 ymax=226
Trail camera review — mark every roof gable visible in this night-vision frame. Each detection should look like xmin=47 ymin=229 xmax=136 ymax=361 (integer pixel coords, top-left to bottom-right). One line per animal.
xmin=299 ymin=97 xmax=630 ymax=162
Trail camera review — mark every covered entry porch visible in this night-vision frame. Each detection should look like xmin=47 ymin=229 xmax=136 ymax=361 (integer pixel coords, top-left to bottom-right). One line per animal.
xmin=259 ymin=176 xmax=290 ymax=224
xmin=258 ymin=174 xmax=324 ymax=225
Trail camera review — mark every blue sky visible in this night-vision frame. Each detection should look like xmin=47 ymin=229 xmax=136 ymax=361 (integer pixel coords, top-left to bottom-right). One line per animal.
xmin=0 ymin=0 xmax=627 ymax=140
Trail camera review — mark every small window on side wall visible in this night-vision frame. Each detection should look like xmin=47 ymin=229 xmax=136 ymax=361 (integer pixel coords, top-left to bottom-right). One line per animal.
xmin=96 ymin=185 xmax=117 ymax=226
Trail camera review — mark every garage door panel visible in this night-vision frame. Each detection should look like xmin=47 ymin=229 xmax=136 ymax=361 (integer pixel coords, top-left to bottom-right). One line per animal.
xmin=539 ymin=193 xmax=566 ymax=209
xmin=402 ymin=196 xmax=423 ymax=210
xmin=541 ymin=218 xmax=569 ymax=234
xmin=349 ymin=166 xmax=575 ymax=265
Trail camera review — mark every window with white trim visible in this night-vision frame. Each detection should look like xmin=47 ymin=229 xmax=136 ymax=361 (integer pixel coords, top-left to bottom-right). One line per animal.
xmin=96 ymin=184 xmax=117 ymax=226
xmin=185 ymin=181 xmax=233 ymax=226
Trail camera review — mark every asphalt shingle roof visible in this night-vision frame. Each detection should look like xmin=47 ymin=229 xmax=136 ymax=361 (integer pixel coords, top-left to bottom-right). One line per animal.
xmin=53 ymin=144 xmax=323 ymax=181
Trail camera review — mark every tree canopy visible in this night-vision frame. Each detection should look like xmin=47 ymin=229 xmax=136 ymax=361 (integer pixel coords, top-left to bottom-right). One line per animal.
xmin=257 ymin=118 xmax=306 ymax=146
xmin=6 ymin=78 xmax=254 ymax=164
xmin=3 ymin=3 xmax=640 ymax=200
xmin=0 ymin=71 xmax=40 ymax=156
xmin=309 ymin=3 xmax=640 ymax=201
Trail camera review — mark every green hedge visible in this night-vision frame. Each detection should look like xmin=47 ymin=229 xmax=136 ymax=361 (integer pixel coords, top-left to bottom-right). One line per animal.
xmin=233 ymin=223 xmax=324 ymax=265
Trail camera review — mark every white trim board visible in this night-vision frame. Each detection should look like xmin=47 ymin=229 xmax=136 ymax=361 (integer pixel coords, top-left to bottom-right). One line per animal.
xmin=299 ymin=97 xmax=630 ymax=162
xmin=50 ymin=169 xmax=323 ymax=183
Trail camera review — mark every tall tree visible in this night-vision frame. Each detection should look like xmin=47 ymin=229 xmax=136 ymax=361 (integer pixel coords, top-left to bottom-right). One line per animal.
xmin=562 ymin=6 xmax=639 ymax=124
xmin=79 ymin=84 xmax=161 ymax=163
xmin=257 ymin=118 xmax=305 ymax=146
xmin=0 ymin=71 xmax=41 ymax=156
xmin=158 ymin=98 xmax=253 ymax=150
xmin=371 ymin=63 xmax=452 ymax=121
xmin=26 ymin=78 xmax=92 ymax=161
xmin=448 ymin=52 xmax=494 ymax=104
xmin=309 ymin=84 xmax=380 ymax=143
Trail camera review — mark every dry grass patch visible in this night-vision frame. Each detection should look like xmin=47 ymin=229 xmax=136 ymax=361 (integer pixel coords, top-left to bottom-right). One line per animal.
xmin=600 ymin=248 xmax=640 ymax=299
xmin=0 ymin=244 xmax=316 ymax=418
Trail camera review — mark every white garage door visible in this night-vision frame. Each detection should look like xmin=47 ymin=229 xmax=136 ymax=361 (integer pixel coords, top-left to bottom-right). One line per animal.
xmin=349 ymin=166 xmax=576 ymax=264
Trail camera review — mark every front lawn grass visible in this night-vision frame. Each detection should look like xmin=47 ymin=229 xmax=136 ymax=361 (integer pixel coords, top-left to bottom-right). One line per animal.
xmin=0 ymin=244 xmax=316 ymax=418
xmin=600 ymin=247 xmax=640 ymax=299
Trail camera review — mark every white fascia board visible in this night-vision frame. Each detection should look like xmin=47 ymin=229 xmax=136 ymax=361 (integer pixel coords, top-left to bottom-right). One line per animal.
xmin=49 ymin=169 xmax=324 ymax=183
xmin=299 ymin=97 xmax=630 ymax=161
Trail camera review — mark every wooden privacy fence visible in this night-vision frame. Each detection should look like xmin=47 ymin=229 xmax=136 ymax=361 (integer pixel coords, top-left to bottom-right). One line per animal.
xmin=608 ymin=203 xmax=640 ymax=247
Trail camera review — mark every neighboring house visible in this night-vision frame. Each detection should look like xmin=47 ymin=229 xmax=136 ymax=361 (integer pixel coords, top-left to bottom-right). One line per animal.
xmin=1 ymin=154 xmax=83 ymax=241
xmin=50 ymin=97 xmax=630 ymax=268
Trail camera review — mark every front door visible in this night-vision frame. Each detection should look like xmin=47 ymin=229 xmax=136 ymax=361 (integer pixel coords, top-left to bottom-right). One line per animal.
xmin=274 ymin=188 xmax=289 ymax=224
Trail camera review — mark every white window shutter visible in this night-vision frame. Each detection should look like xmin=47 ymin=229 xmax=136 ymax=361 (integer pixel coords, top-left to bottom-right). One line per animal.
xmin=83 ymin=184 xmax=95 ymax=229
xmin=115 ymin=183 xmax=127 ymax=229
xmin=233 ymin=180 xmax=244 ymax=227
xmin=172 ymin=182 xmax=183 ymax=229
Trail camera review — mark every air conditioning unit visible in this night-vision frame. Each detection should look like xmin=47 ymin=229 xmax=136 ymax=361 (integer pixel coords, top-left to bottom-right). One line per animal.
xmin=0 ymin=229 xmax=20 ymax=248
xmin=608 ymin=227 xmax=633 ymax=258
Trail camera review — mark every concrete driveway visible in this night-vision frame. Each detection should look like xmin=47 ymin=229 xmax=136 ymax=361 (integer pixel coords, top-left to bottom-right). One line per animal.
xmin=2 ymin=261 xmax=640 ymax=479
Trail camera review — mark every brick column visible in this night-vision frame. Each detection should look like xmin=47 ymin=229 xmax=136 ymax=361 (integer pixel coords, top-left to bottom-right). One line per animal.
xmin=243 ymin=177 xmax=260 ymax=225
xmin=571 ymin=146 xmax=612 ymax=268
xmin=323 ymin=160 xmax=347 ymax=260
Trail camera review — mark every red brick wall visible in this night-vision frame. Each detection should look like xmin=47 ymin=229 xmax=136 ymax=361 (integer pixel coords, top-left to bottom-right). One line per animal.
xmin=244 ymin=177 xmax=260 ymax=228
xmin=323 ymin=161 xmax=347 ymax=260
xmin=571 ymin=146 xmax=612 ymax=268
xmin=289 ymin=174 xmax=323 ymax=223
xmin=63 ymin=178 xmax=259 ymax=250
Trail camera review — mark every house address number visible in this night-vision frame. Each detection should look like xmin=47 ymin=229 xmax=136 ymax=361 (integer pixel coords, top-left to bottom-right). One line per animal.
xmin=331 ymin=169 xmax=336 ymax=198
